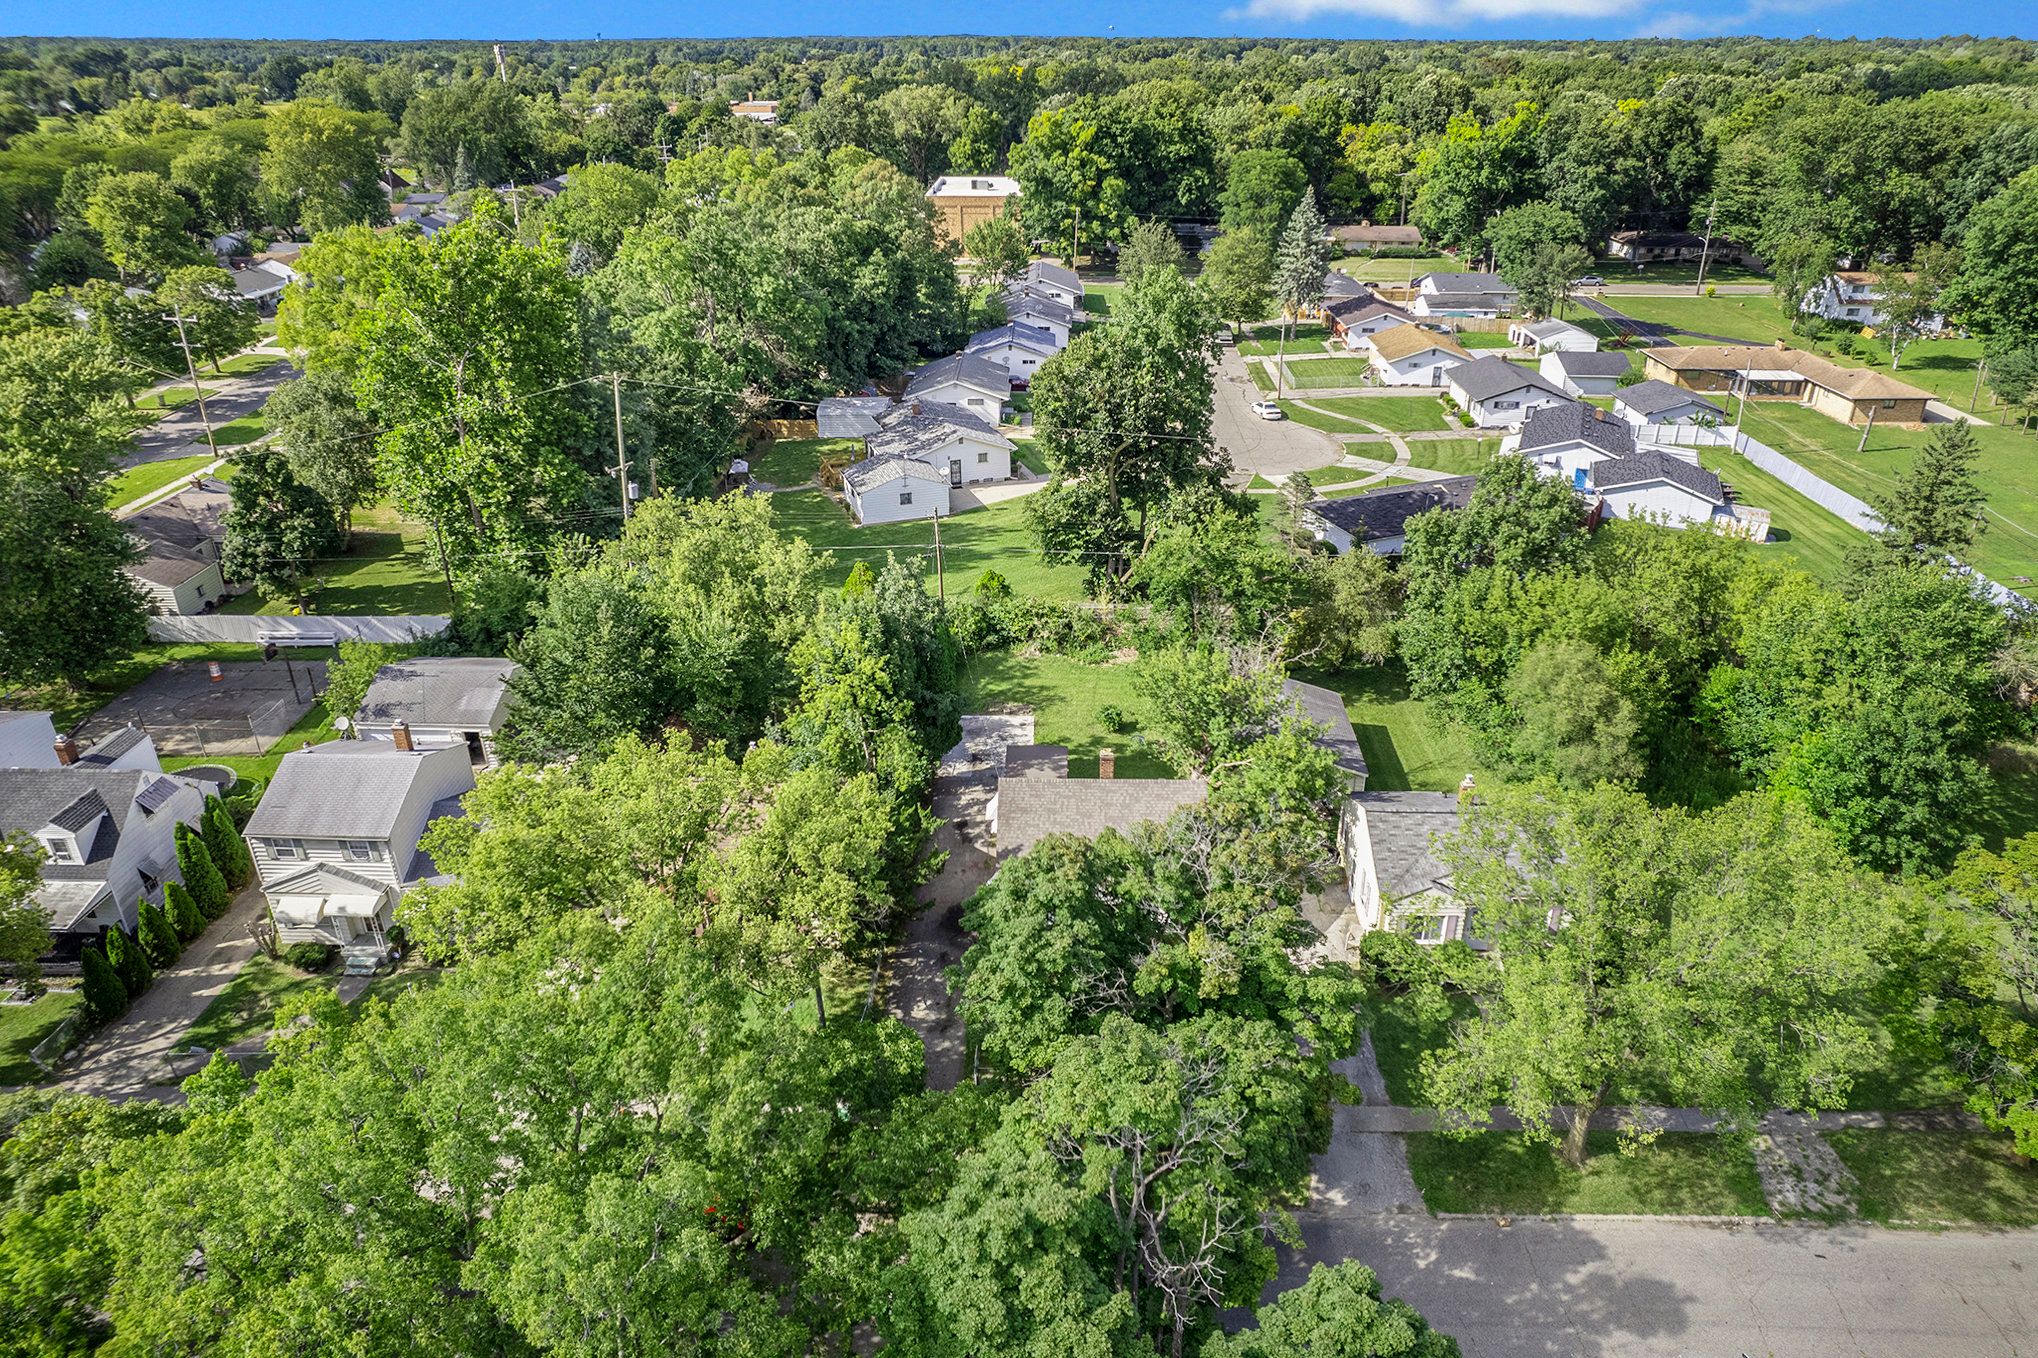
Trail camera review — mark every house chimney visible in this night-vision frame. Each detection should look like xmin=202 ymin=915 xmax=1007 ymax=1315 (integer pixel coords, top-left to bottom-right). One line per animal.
xmin=1774 ymin=339 xmax=1788 ymax=351
xmin=52 ymin=735 xmax=79 ymax=767
xmin=910 ymin=401 xmax=922 ymax=416
xmin=392 ymin=720 xmax=414 ymax=752
xmin=1099 ymin=748 xmax=1116 ymax=780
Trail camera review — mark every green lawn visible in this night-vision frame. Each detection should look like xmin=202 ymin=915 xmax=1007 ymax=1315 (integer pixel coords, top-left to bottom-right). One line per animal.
xmin=1736 ymin=402 xmax=2038 ymax=597
xmin=769 ymin=489 xmax=1090 ymax=601
xmin=1455 ymin=331 xmax=1514 ymax=350
xmin=1246 ymin=362 xmax=1276 ymax=393
xmin=1297 ymin=665 xmax=1490 ymax=795
xmin=1363 ymin=989 xmax=1475 ymax=1107
xmin=136 ymin=384 xmax=211 ymax=414
xmin=1966 ymin=743 xmax=2038 ymax=850
xmin=1336 ymin=255 xmax=1456 ymax=283
xmin=1248 ymin=464 xmax=1373 ymax=492
xmin=1285 ymin=357 xmax=1379 ymax=390
xmin=753 ymin=437 xmax=858 ymax=488
xmin=210 ymin=415 xmax=267 ymax=446
xmin=1322 ymin=476 xmax=1420 ymax=496
xmin=221 ymin=503 xmax=453 ymax=616
xmin=213 ymin=353 xmax=283 ymax=377
xmin=958 ymin=650 xmax=1174 ymax=779
xmin=1609 ymin=294 xmax=1797 ymax=345
xmin=1828 ymin=1131 xmax=2038 ymax=1227
xmin=1082 ymin=283 xmax=1122 ymax=316
xmin=1408 ymin=1130 xmax=1770 ymax=1216
xmin=105 ymin=454 xmax=218 ymax=508
xmin=1405 ymin=437 xmax=1502 ymax=476
xmin=183 ymin=954 xmax=328 ymax=1051
xmin=1692 ymin=446 xmax=1861 ymax=583
xmin=1596 ymin=260 xmax=1769 ymax=286
xmin=1287 ymin=395 xmax=1456 ymax=432
xmin=0 ymin=991 xmax=83 ymax=1085
xmin=1238 ymin=324 xmax=1332 ymax=357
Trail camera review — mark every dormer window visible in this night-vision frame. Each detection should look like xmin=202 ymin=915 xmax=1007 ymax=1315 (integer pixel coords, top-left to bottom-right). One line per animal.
xmin=42 ymin=837 xmax=74 ymax=864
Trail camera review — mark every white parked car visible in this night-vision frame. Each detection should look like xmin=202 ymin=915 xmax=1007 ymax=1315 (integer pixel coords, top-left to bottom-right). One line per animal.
xmin=1573 ymin=274 xmax=1605 ymax=288
xmin=1250 ymin=400 xmax=1285 ymax=420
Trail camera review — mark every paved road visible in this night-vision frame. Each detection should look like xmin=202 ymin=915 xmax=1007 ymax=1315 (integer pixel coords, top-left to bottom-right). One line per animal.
xmin=127 ymin=357 xmax=297 ymax=466
xmin=1212 ymin=350 xmax=1339 ymax=485
xmin=59 ymin=883 xmax=266 ymax=1102
xmin=1275 ymin=1214 xmax=2038 ymax=1357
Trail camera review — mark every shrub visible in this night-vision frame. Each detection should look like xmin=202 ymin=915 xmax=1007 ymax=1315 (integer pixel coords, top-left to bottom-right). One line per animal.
xmin=281 ymin=942 xmax=336 ymax=973
xmin=80 ymin=944 xmax=126 ymax=1022
xmin=1353 ymin=928 xmax=1433 ymax=992
xmin=175 ymin=823 xmax=230 ymax=918
xmin=202 ymin=800 xmax=250 ymax=886
xmin=166 ymin=881 xmax=205 ymax=942
xmin=106 ymin=927 xmax=151 ymax=999
xmin=139 ymin=903 xmax=181 ymax=969
xmin=1098 ymin=703 xmax=1131 ymax=733
xmin=946 ymin=597 xmax=1012 ymax=655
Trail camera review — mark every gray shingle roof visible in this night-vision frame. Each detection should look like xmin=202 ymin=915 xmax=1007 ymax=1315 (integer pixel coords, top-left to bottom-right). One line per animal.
xmin=905 ymin=352 xmax=1008 ymax=400
xmin=817 ymin=396 xmax=895 ymax=438
xmin=1420 ymin=271 xmax=1515 ymax=295
xmin=1326 ymin=296 xmax=1415 ymax=327
xmin=1356 ymin=791 xmax=1462 ymax=904
xmin=844 ymin=402 xmax=1011 ymax=494
xmin=48 ymin=789 xmax=111 ymax=832
xmin=1281 ymin=680 xmax=1367 ymax=784
xmin=1588 ymin=450 xmax=1726 ymax=504
xmin=1614 ymin=379 xmax=1725 ymax=419
xmin=1516 ymin=401 xmax=1636 ymax=458
xmin=358 ymin=658 xmax=516 ymax=729
xmin=1420 ymin=291 xmax=1511 ymax=311
xmin=1323 ymin=270 xmax=1369 ymax=299
xmin=995 ymin=774 xmax=1206 ymax=859
xmin=1312 ymin=476 xmax=1479 ymax=545
xmin=231 ymin=266 xmax=288 ymax=298
xmin=243 ymin=745 xmax=448 ymax=841
xmin=79 ymin=725 xmax=148 ymax=767
xmin=965 ymin=322 xmax=1059 ymax=355
xmin=0 ymin=769 xmax=166 ymax=872
xmin=1022 ymin=260 xmax=1082 ymax=293
xmin=123 ymin=481 xmax=229 ymax=552
xmin=1449 ymin=357 xmax=1567 ymax=404
xmin=1548 ymin=350 xmax=1632 ymax=378
xmin=1002 ymin=289 xmax=1079 ymax=327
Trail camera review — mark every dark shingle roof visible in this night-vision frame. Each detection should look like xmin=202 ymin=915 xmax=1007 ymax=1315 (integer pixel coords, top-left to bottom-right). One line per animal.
xmin=123 ymin=481 xmax=229 ymax=551
xmin=1449 ymin=357 xmax=1566 ymax=404
xmin=1312 ymin=476 xmax=1479 ymax=545
xmin=1516 ymin=401 xmax=1636 ymax=458
xmin=905 ymin=352 xmax=1008 ymax=400
xmin=78 ymin=725 xmax=148 ymax=767
xmin=816 ymin=396 xmax=895 ymax=438
xmin=995 ymin=775 xmax=1206 ymax=858
xmin=1547 ymin=350 xmax=1632 ymax=378
xmin=1022 ymin=260 xmax=1082 ymax=293
xmin=1281 ymin=680 xmax=1367 ymax=784
xmin=1614 ymin=379 xmax=1725 ymax=418
xmin=358 ymin=658 xmax=517 ymax=729
xmin=1323 ymin=270 xmax=1369 ymax=299
xmin=965 ymin=322 xmax=1059 ymax=355
xmin=1356 ymin=791 xmax=1462 ymax=904
xmin=1419 ymin=291 xmax=1511 ymax=311
xmin=1588 ymin=450 xmax=1726 ymax=504
xmin=48 ymin=789 xmax=111 ymax=832
xmin=1326 ymin=296 xmax=1415 ymax=327
xmin=1420 ymin=271 xmax=1515 ymax=295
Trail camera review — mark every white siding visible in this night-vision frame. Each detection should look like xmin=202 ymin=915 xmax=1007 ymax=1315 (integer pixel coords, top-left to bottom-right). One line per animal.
xmin=1006 ymin=312 xmax=1070 ymax=346
xmin=1372 ymin=350 xmax=1463 ymax=387
xmin=851 ymin=478 xmax=950 ymax=526
xmin=1596 ymin=482 xmax=1722 ymax=528
xmin=908 ymin=380 xmax=1003 ymax=422
xmin=1462 ymin=387 xmax=1565 ymax=428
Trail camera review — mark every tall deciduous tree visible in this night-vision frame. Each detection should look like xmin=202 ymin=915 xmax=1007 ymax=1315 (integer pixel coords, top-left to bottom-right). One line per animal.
xmin=170 ymin=134 xmax=259 ymax=236
xmin=1221 ymin=150 xmax=1307 ymax=237
xmin=155 ymin=265 xmax=257 ymax=374
xmin=260 ymin=100 xmax=391 ymax=235
xmin=84 ymin=170 xmax=200 ymax=280
xmin=1206 ymin=1262 xmax=1460 ymax=1358
xmin=0 ymin=833 xmax=52 ymax=984
xmin=1009 ymin=106 xmax=1130 ymax=262
xmin=219 ymin=445 xmax=342 ymax=613
xmin=1198 ymin=225 xmax=1274 ymax=327
xmin=1876 ymin=243 xmax=1960 ymax=370
xmin=264 ymin=368 xmax=379 ymax=534
xmin=1944 ymin=167 xmax=2038 ymax=356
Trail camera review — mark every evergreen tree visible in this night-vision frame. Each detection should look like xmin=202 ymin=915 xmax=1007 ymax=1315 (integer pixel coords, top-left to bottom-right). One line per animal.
xmin=139 ymin=903 xmax=181 ymax=969
xmin=202 ymin=800 xmax=250 ymax=886
xmin=1873 ymin=419 xmax=1989 ymax=555
xmin=107 ymin=927 xmax=152 ymax=999
xmin=1274 ymin=187 xmax=1331 ymax=335
xmin=79 ymin=942 xmax=127 ymax=1022
xmin=175 ymin=823 xmax=230 ymax=918
xmin=166 ymin=881 xmax=205 ymax=942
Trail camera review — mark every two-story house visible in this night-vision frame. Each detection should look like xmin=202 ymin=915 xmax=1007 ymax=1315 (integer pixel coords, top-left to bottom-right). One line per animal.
xmin=353 ymin=657 xmax=518 ymax=767
xmin=964 ymin=322 xmax=1061 ymax=384
xmin=1001 ymin=290 xmax=1079 ymax=348
xmin=1801 ymin=270 xmax=1944 ymax=333
xmin=242 ymin=741 xmax=475 ymax=962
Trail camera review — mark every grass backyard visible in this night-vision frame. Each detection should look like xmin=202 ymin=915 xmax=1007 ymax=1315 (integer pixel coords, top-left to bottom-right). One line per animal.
xmin=1336 ymin=255 xmax=1455 ymax=283
xmin=958 ymin=650 xmax=1174 ymax=779
xmin=1280 ymin=395 xmax=1457 ymax=433
xmin=1082 ymin=282 xmax=1122 ymax=316
xmin=1297 ymin=664 xmax=1490 ymax=795
xmin=1284 ymin=357 xmax=1380 ymax=390
xmin=1238 ymin=324 xmax=1332 ymax=357
xmin=1608 ymin=294 xmax=1798 ymax=345
xmin=105 ymin=453 xmax=217 ymax=507
xmin=1408 ymin=1131 xmax=1770 ymax=1217
xmin=1693 ymin=445 xmax=1861 ymax=582
xmin=753 ymin=437 xmax=858 ymax=488
xmin=769 ymin=489 xmax=1090 ymax=600
xmin=221 ymin=503 xmax=453 ymax=616
xmin=0 ymin=991 xmax=83 ymax=1085
xmin=1828 ymin=1131 xmax=2038 ymax=1227
xmin=1248 ymin=463 xmax=1373 ymax=492
xmin=1455 ymin=331 xmax=1514 ymax=349
xmin=1405 ymin=437 xmax=1502 ymax=476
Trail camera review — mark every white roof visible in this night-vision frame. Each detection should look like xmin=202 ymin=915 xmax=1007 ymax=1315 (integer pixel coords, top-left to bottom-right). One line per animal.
xmin=928 ymin=175 xmax=1020 ymax=198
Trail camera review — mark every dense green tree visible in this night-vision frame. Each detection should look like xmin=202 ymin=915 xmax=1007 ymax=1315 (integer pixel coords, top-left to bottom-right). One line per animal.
xmin=1290 ymin=544 xmax=1401 ymax=670
xmin=1133 ymin=641 xmax=1287 ymax=777
xmin=1009 ymin=105 xmax=1130 ymax=261
xmin=0 ymin=834 xmax=50 ymax=984
xmin=105 ymin=925 xmax=150 ymax=999
xmin=259 ymin=100 xmax=391 ymax=235
xmin=1273 ymin=187 xmax=1331 ymax=347
xmin=1486 ymin=200 xmax=1588 ymax=319
xmin=219 ymin=445 xmax=342 ymax=612
xmin=77 ymin=943 xmax=125 ymax=1022
xmin=155 ymin=264 xmax=257 ymax=373
xmin=1411 ymin=105 xmax=1543 ymax=257
xmin=173 ymin=822 xmax=229 ymax=918
xmin=83 ymin=170 xmax=200 ymax=279
xmin=961 ymin=212 xmax=1028 ymax=290
xmin=272 ymin=224 xmax=395 ymax=373
xmin=539 ymin=160 xmax=660 ymax=265
xmin=1872 ymin=419 xmax=1987 ymax=555
xmin=1943 ymin=166 xmax=2038 ymax=354
xmin=138 ymin=902 xmax=180 ymax=969
xmin=1118 ymin=216 xmax=1184 ymax=289
xmin=1204 ymin=1262 xmax=1459 ymax=1358
xmin=1132 ymin=489 xmax=1295 ymax=636
xmin=169 ymin=134 xmax=258 ymax=235
xmin=164 ymin=881 xmax=204 ymax=943
xmin=1198 ymin=225 xmax=1274 ymax=326
xmin=398 ymin=80 xmax=537 ymax=189
xmin=1503 ymin=638 xmax=1644 ymax=787
xmin=1877 ymin=244 xmax=1960 ymax=370
xmin=1221 ymin=150 xmax=1307 ymax=237
xmin=498 ymin=568 xmax=678 ymax=762
xmin=263 ymin=368 xmax=379 ymax=533
xmin=947 ymin=103 xmax=1002 ymax=175
xmin=201 ymin=800 xmax=250 ymax=886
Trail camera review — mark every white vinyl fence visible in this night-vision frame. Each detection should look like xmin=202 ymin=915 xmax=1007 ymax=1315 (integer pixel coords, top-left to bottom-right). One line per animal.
xmin=1730 ymin=431 xmax=1881 ymax=532
xmin=147 ymin=615 xmax=451 ymax=646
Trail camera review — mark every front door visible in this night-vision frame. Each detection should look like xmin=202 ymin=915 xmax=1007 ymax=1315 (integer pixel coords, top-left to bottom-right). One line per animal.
xmin=949 ymin=459 xmax=963 ymax=487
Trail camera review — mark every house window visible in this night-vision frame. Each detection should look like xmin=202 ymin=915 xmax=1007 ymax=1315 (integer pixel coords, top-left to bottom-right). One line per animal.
xmin=270 ymin=838 xmax=306 ymax=862
xmin=976 ymin=451 xmax=989 ymax=463
xmin=343 ymin=840 xmax=380 ymax=863
xmin=899 ymin=491 xmax=913 ymax=506
xmin=1494 ymin=399 xmax=1519 ymax=411
xmin=42 ymin=838 xmax=74 ymax=864
xmin=1408 ymin=913 xmax=1448 ymax=944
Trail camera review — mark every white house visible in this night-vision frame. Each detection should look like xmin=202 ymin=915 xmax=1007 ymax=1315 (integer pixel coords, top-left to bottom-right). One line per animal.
xmin=904 ymin=352 xmax=1008 ymax=423
xmin=0 ymin=759 xmax=212 ymax=957
xmin=1411 ymin=271 xmax=1517 ymax=319
xmin=841 ymin=404 xmax=1017 ymax=526
xmin=1324 ymin=296 xmax=1418 ymax=350
xmin=230 ymin=259 xmax=296 ymax=315
xmin=242 ymin=742 xmax=475 ymax=961
xmin=1539 ymin=349 xmax=1632 ymax=399
xmin=1365 ymin=324 xmax=1471 ymax=387
xmin=1509 ymin=317 xmax=1597 ymax=355
xmin=1307 ymin=476 xmax=1479 ymax=556
xmin=1581 ymin=450 xmax=1745 ymax=532
xmin=1333 ymin=791 xmax=1471 ymax=947
xmin=1001 ymin=289 xmax=1079 ymax=348
xmin=121 ymin=479 xmax=230 ymax=616
xmin=1612 ymin=379 xmax=1726 ymax=428
xmin=1801 ymin=270 xmax=1944 ymax=333
xmin=1508 ymin=400 xmax=1638 ymax=483
xmin=964 ymin=321 xmax=1061 ymax=383
xmin=1009 ymin=259 xmax=1084 ymax=311
xmin=354 ymin=657 xmax=518 ymax=767
xmin=1445 ymin=357 xmax=1569 ymax=427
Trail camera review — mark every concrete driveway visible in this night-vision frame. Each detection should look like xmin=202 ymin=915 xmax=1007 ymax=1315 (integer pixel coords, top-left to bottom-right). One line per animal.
xmin=1211 ymin=350 xmax=1340 ymax=486
xmin=127 ymin=356 xmax=299 ymax=466
xmin=1271 ymin=1213 xmax=2038 ymax=1357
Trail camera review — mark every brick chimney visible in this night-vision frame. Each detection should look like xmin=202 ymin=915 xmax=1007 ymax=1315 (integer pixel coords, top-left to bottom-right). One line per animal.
xmin=52 ymin=735 xmax=78 ymax=766
xmin=1098 ymin=748 xmax=1116 ymax=780
xmin=1774 ymin=338 xmax=1788 ymax=351
xmin=392 ymin=720 xmax=414 ymax=752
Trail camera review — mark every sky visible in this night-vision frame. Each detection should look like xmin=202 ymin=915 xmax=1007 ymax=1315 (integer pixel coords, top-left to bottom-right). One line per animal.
xmin=0 ymin=0 xmax=2023 ymax=43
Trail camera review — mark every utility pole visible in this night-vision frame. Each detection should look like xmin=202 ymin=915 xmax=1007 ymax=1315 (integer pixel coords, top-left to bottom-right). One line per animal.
xmin=931 ymin=508 xmax=945 ymax=602
xmin=165 ymin=313 xmax=220 ymax=461
xmin=1731 ymin=360 xmax=1750 ymax=452
xmin=1693 ymin=193 xmax=1719 ymax=297
xmin=493 ymin=43 xmax=521 ymax=231
xmin=1970 ymin=355 xmax=1988 ymax=413
xmin=1856 ymin=400 xmax=1878 ymax=455
xmin=653 ymin=140 xmax=673 ymax=167
xmin=610 ymin=372 xmax=633 ymax=522
xmin=1072 ymin=202 xmax=1081 ymax=269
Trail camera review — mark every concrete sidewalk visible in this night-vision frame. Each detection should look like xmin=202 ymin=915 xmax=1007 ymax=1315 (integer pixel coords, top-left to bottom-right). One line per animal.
xmin=1343 ymin=1101 xmax=1983 ymax=1135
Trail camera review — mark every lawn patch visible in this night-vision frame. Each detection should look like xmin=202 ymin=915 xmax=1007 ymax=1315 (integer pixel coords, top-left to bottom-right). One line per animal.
xmin=958 ymin=650 xmax=1174 ymax=779
xmin=1082 ymin=283 xmax=1122 ymax=316
xmin=105 ymin=454 xmax=217 ymax=508
xmin=1828 ymin=1131 xmax=2038 ymax=1227
xmin=1455 ymin=331 xmax=1514 ymax=349
xmin=1296 ymin=664 xmax=1490 ymax=794
xmin=1305 ymin=395 xmax=1456 ymax=432
xmin=769 ymin=489 xmax=1090 ymax=601
xmin=210 ymin=415 xmax=267 ymax=446
xmin=220 ymin=502 xmax=452 ymax=616
xmin=1606 ymin=294 xmax=1797 ymax=345
xmin=1692 ymin=445 xmax=1860 ymax=583
xmin=1336 ymin=256 xmax=1456 ymax=283
xmin=1408 ymin=1130 xmax=1770 ymax=1216
xmin=183 ymin=954 xmax=326 ymax=1052
xmin=1284 ymin=357 xmax=1378 ymax=390
xmin=753 ymin=437 xmax=858 ymax=488
xmin=1966 ymin=743 xmax=2038 ymax=849
xmin=1403 ymin=437 xmax=1500 ymax=476
xmin=1363 ymin=989 xmax=1475 ymax=1107
xmin=0 ymin=991 xmax=83 ymax=1085
xmin=136 ymin=384 xmax=211 ymax=413
xmin=1238 ymin=324 xmax=1332 ymax=357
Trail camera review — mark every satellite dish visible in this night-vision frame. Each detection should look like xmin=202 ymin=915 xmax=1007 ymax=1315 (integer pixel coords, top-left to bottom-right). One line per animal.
xmin=332 ymin=716 xmax=352 ymax=732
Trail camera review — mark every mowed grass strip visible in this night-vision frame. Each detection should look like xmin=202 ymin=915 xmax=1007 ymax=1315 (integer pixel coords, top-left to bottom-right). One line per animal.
xmin=958 ymin=650 xmax=1174 ymax=779
xmin=1284 ymin=357 xmax=1381 ymax=390
xmin=1408 ymin=1130 xmax=1770 ymax=1217
xmin=1827 ymin=1131 xmax=2038 ymax=1227
xmin=752 ymin=437 xmax=859 ymax=488
xmin=769 ymin=489 xmax=1091 ymax=600
xmin=1292 ymin=664 xmax=1491 ymax=795
xmin=105 ymin=453 xmax=217 ymax=507
xmin=0 ymin=991 xmax=83 ymax=1085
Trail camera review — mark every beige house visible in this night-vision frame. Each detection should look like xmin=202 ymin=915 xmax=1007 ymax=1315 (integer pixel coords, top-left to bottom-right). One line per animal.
xmin=1641 ymin=342 xmax=1934 ymax=427
xmin=927 ymin=174 xmax=1020 ymax=246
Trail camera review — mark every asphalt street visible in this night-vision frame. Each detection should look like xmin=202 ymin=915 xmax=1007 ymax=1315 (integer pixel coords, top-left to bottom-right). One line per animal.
xmin=126 ymin=357 xmax=298 ymax=465
xmin=1210 ymin=348 xmax=1340 ymax=486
